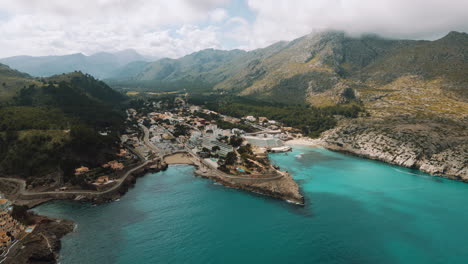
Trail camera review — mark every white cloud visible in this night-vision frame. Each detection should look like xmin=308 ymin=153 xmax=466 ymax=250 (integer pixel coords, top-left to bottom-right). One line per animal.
xmin=0 ymin=0 xmax=228 ymax=57
xmin=140 ymin=25 xmax=221 ymax=58
xmin=209 ymin=8 xmax=228 ymax=23
xmin=240 ymin=0 xmax=468 ymax=49
xmin=0 ymin=0 xmax=467 ymax=58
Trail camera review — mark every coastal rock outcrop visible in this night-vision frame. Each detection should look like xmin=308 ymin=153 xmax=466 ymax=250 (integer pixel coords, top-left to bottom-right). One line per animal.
xmin=321 ymin=120 xmax=468 ymax=181
xmin=195 ymin=169 xmax=304 ymax=205
xmin=4 ymin=216 xmax=74 ymax=264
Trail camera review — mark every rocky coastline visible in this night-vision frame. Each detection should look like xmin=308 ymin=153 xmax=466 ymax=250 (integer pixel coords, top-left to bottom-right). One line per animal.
xmin=3 ymin=161 xmax=169 ymax=208
xmin=2 ymin=215 xmax=74 ymax=264
xmin=320 ymin=121 xmax=468 ymax=181
xmin=87 ymin=161 xmax=169 ymax=204
xmin=0 ymin=161 xmax=168 ymax=263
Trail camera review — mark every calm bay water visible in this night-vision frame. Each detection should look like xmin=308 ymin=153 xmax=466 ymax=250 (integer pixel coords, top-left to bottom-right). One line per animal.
xmin=34 ymin=147 xmax=468 ymax=264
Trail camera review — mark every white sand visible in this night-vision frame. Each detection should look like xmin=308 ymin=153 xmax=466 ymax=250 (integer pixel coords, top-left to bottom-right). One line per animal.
xmin=284 ymin=137 xmax=323 ymax=147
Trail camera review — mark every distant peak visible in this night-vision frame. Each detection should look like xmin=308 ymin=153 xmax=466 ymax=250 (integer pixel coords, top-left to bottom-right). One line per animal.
xmin=441 ymin=31 xmax=468 ymax=41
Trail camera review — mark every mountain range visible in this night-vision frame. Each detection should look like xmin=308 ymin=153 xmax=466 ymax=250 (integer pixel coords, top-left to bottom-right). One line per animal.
xmin=111 ymin=31 xmax=467 ymax=107
xmin=106 ymin=30 xmax=467 ymax=180
xmin=0 ymin=49 xmax=155 ymax=79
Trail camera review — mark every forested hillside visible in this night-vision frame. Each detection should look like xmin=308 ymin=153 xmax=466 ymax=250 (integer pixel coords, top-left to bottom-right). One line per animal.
xmin=0 ymin=64 xmax=127 ymax=186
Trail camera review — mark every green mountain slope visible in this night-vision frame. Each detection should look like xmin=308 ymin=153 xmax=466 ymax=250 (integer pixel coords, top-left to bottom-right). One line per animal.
xmin=117 ymin=49 xmax=247 ymax=91
xmin=112 ymin=43 xmax=292 ymax=92
xmin=0 ymin=64 xmax=38 ymax=102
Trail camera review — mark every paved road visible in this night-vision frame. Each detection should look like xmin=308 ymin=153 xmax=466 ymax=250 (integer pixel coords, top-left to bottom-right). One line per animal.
xmin=139 ymin=124 xmax=165 ymax=157
xmin=0 ymin=161 xmax=150 ymax=198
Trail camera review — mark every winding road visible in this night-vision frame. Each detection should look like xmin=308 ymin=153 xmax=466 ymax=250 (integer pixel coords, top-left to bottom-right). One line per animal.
xmin=0 ymin=161 xmax=150 ymax=198
xmin=0 ymin=124 xmax=168 ymax=199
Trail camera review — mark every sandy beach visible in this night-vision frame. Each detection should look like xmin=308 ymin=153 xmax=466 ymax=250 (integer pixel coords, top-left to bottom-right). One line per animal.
xmin=164 ymin=153 xmax=194 ymax=165
xmin=285 ymin=137 xmax=324 ymax=147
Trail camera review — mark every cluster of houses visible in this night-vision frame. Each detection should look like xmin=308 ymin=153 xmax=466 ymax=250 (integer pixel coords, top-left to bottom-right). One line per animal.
xmin=0 ymin=198 xmax=26 ymax=253
xmin=125 ymin=100 xmax=305 ymax=165
xmin=140 ymin=101 xmax=300 ymax=156
xmin=71 ymin=148 xmax=129 ymax=190
xmin=145 ymin=109 xmax=239 ymax=157
xmin=243 ymin=115 xmax=282 ymax=131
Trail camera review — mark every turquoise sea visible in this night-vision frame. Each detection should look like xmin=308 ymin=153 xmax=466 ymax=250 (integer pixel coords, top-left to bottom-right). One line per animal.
xmin=34 ymin=146 xmax=468 ymax=264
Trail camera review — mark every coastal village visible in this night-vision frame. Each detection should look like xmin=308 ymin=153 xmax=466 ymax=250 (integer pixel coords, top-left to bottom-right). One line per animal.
xmin=118 ymin=96 xmax=306 ymax=180
xmin=122 ymin=97 xmax=299 ymax=168
xmin=0 ymin=97 xmax=307 ymax=259
xmin=119 ymin=96 xmax=304 ymax=204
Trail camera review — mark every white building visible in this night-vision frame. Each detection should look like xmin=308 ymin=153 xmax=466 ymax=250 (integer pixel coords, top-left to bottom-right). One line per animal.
xmin=245 ymin=116 xmax=256 ymax=122
xmin=201 ymin=139 xmax=233 ymax=157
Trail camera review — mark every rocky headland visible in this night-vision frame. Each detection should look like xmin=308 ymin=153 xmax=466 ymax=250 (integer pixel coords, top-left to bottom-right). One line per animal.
xmin=3 ymin=216 xmax=74 ymax=264
xmin=321 ymin=119 xmax=468 ymax=181
xmin=160 ymin=151 xmax=304 ymax=205
xmin=195 ymin=168 xmax=304 ymax=205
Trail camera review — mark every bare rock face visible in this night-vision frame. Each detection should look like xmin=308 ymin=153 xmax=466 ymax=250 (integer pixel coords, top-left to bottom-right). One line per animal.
xmin=321 ymin=120 xmax=468 ymax=181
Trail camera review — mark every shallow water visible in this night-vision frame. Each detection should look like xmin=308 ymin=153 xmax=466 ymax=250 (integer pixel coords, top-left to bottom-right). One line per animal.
xmin=34 ymin=147 xmax=468 ymax=264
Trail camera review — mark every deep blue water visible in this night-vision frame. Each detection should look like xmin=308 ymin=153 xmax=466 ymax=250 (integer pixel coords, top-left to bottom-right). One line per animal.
xmin=34 ymin=147 xmax=468 ymax=264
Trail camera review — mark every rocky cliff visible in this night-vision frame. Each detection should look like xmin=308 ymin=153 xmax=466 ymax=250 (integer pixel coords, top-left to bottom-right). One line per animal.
xmin=321 ymin=119 xmax=468 ymax=181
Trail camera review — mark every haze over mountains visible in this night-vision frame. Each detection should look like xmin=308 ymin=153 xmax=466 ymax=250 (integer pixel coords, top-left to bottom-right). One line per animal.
xmin=0 ymin=49 xmax=156 ymax=79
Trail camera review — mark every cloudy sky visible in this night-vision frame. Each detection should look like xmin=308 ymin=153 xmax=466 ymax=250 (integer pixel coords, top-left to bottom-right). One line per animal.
xmin=0 ymin=0 xmax=467 ymax=58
